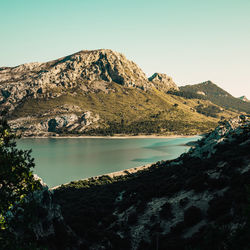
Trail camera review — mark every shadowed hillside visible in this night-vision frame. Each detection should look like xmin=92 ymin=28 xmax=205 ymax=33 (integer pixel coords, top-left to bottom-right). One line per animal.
xmin=53 ymin=116 xmax=250 ymax=250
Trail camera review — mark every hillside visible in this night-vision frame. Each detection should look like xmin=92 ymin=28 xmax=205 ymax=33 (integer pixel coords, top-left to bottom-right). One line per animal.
xmin=179 ymin=81 xmax=250 ymax=114
xmin=51 ymin=115 xmax=250 ymax=250
xmin=0 ymin=50 xmax=237 ymax=136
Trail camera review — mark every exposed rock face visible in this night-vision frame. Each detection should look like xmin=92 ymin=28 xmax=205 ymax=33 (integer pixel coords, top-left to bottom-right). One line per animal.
xmin=148 ymin=73 xmax=179 ymax=92
xmin=5 ymin=176 xmax=81 ymax=249
xmin=10 ymin=110 xmax=100 ymax=136
xmin=197 ymin=91 xmax=206 ymax=96
xmin=0 ymin=49 xmax=152 ymax=111
xmin=189 ymin=115 xmax=250 ymax=158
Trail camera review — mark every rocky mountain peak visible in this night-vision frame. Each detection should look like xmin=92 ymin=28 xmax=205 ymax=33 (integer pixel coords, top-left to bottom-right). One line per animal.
xmin=202 ymin=80 xmax=213 ymax=85
xmin=0 ymin=49 xmax=152 ymax=111
xmin=148 ymin=72 xmax=179 ymax=92
xmin=70 ymin=49 xmax=151 ymax=88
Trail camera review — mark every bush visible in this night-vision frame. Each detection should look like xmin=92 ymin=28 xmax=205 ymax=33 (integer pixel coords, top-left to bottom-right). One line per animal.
xmin=184 ymin=206 xmax=203 ymax=227
xmin=160 ymin=202 xmax=174 ymax=220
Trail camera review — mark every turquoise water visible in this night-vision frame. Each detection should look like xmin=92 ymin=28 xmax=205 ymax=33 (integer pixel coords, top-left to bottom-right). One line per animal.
xmin=18 ymin=137 xmax=200 ymax=188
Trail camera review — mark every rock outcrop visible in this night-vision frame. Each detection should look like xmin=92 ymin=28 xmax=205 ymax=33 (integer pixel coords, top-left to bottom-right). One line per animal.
xmin=189 ymin=115 xmax=250 ymax=158
xmin=10 ymin=109 xmax=100 ymax=136
xmin=5 ymin=175 xmax=81 ymax=249
xmin=148 ymin=73 xmax=179 ymax=92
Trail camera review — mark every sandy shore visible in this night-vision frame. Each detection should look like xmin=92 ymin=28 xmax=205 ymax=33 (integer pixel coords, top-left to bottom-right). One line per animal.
xmin=50 ymin=163 xmax=154 ymax=190
xmin=45 ymin=135 xmax=201 ymax=189
xmin=23 ymin=134 xmax=201 ymax=139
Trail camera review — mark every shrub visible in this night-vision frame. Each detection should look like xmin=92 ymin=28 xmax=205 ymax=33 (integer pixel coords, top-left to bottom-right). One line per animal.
xmin=160 ymin=202 xmax=174 ymax=220
xmin=184 ymin=206 xmax=203 ymax=227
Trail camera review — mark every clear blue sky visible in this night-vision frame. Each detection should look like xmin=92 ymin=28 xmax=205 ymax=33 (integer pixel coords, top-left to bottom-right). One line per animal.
xmin=1 ymin=0 xmax=250 ymax=98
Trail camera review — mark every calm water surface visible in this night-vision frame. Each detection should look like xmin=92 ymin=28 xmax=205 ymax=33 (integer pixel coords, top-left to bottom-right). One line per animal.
xmin=18 ymin=137 xmax=200 ymax=187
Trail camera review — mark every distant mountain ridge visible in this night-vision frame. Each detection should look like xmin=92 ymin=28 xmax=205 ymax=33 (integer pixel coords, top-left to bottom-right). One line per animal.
xmin=180 ymin=81 xmax=250 ymax=113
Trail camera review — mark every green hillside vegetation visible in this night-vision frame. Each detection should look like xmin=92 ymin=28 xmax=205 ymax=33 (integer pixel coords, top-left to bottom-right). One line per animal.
xmin=180 ymin=81 xmax=250 ymax=114
xmin=167 ymin=90 xmax=208 ymax=100
xmin=10 ymin=83 xmax=236 ymax=135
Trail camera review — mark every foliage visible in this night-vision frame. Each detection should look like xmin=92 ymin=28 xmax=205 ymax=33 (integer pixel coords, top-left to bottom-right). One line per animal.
xmin=82 ymin=119 xmax=217 ymax=136
xmin=167 ymin=90 xmax=207 ymax=100
xmin=0 ymin=114 xmax=42 ymax=249
xmin=184 ymin=206 xmax=203 ymax=227
xmin=195 ymin=104 xmax=221 ymax=118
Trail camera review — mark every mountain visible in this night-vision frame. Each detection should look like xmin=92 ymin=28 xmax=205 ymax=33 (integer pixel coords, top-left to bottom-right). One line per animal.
xmin=238 ymin=95 xmax=249 ymax=102
xmin=179 ymin=81 xmax=250 ymax=114
xmin=0 ymin=49 xmax=151 ymax=111
xmin=0 ymin=50 xmax=236 ymax=137
xmin=6 ymin=116 xmax=250 ymax=249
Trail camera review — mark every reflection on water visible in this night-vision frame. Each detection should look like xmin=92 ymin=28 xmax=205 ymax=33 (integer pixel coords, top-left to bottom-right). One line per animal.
xmin=18 ymin=137 xmax=200 ymax=188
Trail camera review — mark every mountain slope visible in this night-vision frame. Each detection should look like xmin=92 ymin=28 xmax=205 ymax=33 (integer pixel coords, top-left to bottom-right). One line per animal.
xmin=180 ymin=81 xmax=250 ymax=113
xmin=0 ymin=50 xmax=237 ymax=136
xmin=54 ymin=116 xmax=250 ymax=250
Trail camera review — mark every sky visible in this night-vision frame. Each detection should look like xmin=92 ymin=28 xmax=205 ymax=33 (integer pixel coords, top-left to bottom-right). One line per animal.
xmin=1 ymin=0 xmax=250 ymax=98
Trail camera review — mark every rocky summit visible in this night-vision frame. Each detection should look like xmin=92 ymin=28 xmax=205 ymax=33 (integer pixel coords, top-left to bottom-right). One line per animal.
xmin=148 ymin=73 xmax=179 ymax=92
xmin=0 ymin=49 xmax=153 ymax=111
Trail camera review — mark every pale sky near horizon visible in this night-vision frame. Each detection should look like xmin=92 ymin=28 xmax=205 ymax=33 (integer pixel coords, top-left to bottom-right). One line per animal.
xmin=1 ymin=0 xmax=250 ymax=98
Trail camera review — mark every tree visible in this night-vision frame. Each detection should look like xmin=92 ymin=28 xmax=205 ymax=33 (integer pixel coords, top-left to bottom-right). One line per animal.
xmin=0 ymin=113 xmax=41 ymax=248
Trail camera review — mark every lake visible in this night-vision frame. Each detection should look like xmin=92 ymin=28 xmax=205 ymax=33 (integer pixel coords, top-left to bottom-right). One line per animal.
xmin=18 ymin=136 xmax=200 ymax=188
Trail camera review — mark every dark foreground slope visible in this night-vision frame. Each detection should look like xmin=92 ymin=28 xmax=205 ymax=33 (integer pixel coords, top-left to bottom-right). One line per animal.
xmin=179 ymin=81 xmax=250 ymax=113
xmin=54 ymin=116 xmax=250 ymax=250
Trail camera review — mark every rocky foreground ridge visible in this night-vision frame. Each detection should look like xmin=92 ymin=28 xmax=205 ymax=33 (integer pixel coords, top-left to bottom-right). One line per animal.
xmin=5 ymin=116 xmax=250 ymax=249
xmin=50 ymin=115 xmax=250 ymax=250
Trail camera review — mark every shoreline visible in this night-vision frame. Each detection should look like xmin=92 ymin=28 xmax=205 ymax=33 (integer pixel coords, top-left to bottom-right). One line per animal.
xmin=50 ymin=163 xmax=154 ymax=190
xmin=28 ymin=134 xmax=201 ymax=190
xmin=22 ymin=134 xmax=202 ymax=139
